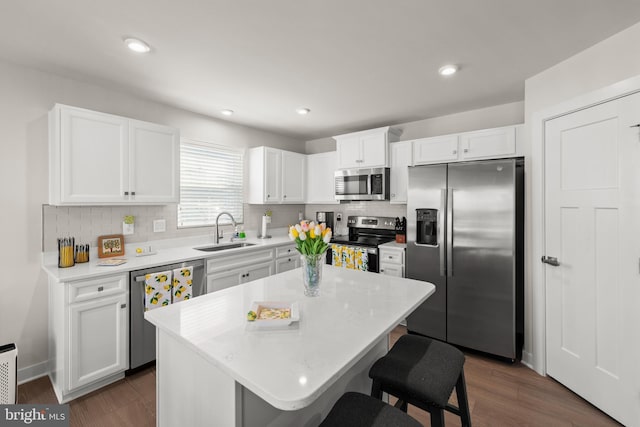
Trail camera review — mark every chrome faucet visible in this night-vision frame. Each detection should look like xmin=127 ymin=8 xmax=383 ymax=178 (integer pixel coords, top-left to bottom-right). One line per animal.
xmin=215 ymin=212 xmax=237 ymax=244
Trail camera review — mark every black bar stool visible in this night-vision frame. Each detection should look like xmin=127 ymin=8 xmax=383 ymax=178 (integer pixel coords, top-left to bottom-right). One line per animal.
xmin=368 ymin=334 xmax=472 ymax=427
xmin=320 ymin=392 xmax=422 ymax=427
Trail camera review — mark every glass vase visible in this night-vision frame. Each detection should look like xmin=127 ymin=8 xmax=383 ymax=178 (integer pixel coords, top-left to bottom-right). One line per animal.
xmin=301 ymin=253 xmax=324 ymax=297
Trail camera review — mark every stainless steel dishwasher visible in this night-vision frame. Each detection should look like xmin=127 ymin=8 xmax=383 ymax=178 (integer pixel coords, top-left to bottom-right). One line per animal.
xmin=128 ymin=259 xmax=205 ymax=371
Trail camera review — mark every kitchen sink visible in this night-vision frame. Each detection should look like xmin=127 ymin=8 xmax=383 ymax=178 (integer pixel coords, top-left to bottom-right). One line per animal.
xmin=193 ymin=242 xmax=256 ymax=252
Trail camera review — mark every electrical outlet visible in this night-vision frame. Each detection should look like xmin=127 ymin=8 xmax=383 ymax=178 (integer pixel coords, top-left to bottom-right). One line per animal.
xmin=336 ymin=213 xmax=342 ymax=221
xmin=153 ymin=219 xmax=166 ymax=233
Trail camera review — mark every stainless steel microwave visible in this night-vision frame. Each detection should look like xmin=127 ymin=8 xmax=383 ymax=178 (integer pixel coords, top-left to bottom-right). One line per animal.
xmin=334 ymin=168 xmax=390 ymax=201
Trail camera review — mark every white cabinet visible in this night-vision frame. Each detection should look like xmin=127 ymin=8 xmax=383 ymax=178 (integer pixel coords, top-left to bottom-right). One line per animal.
xmin=412 ymin=125 xmax=523 ymax=165
xmin=49 ymin=104 xmax=179 ymax=205
xmin=334 ymin=126 xmax=401 ymax=169
xmin=206 ymin=248 xmax=275 ymax=293
xmin=276 ymin=243 xmax=301 ymax=273
xmin=459 ymin=126 xmax=517 ymax=160
xmin=389 ymin=142 xmax=413 ymax=204
xmin=49 ymin=273 xmax=128 ymax=403
xmin=248 ymin=147 xmax=305 ymax=204
xmin=413 ymin=135 xmax=459 ymax=165
xmin=379 ymin=245 xmax=405 ymax=278
xmin=306 ymin=151 xmax=339 ymax=204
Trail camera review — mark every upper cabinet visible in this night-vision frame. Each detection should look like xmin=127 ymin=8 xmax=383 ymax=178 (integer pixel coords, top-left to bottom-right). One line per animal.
xmin=412 ymin=125 xmax=523 ymax=165
xmin=389 ymin=141 xmax=413 ymax=204
xmin=334 ymin=126 xmax=401 ymax=169
xmin=248 ymin=146 xmax=305 ymax=204
xmin=49 ymin=104 xmax=179 ymax=205
xmin=306 ymin=151 xmax=339 ymax=204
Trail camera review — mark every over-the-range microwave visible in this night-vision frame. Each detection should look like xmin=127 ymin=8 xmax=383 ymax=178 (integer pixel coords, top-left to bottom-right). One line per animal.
xmin=334 ymin=167 xmax=390 ymax=201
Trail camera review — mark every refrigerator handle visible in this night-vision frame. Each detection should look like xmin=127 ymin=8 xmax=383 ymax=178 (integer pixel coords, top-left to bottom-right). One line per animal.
xmin=439 ymin=188 xmax=446 ymax=276
xmin=447 ymin=188 xmax=454 ymax=277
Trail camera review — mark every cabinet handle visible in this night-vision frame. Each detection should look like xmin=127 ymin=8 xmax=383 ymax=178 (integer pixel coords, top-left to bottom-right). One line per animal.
xmin=98 ymin=286 xmax=104 ymax=292
xmin=283 ymin=195 xmax=287 ymax=198
xmin=246 ymin=273 xmax=250 ymax=277
xmin=380 ymin=269 xmax=384 ymax=273
xmin=288 ymin=258 xmax=291 ymax=262
xmin=267 ymin=194 xmax=270 ymax=199
xmin=131 ymin=191 xmax=136 ymax=196
xmin=121 ymin=303 xmax=127 ymax=309
xmin=124 ymin=192 xmax=129 ymax=196
xmin=355 ymin=159 xmax=363 ymax=163
xmin=463 ymin=148 xmax=469 ymax=153
xmin=391 ymin=193 xmax=395 ymax=198
xmin=452 ymin=150 xmax=457 ymax=155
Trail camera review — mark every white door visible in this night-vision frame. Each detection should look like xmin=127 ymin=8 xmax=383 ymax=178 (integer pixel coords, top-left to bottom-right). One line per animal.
xmin=129 ymin=120 xmax=179 ymax=203
xmin=264 ymin=148 xmax=281 ymax=202
xmin=390 ymin=141 xmax=412 ymax=203
xmin=60 ymin=107 xmax=128 ymax=203
xmin=243 ymin=261 xmax=274 ymax=283
xmin=306 ymin=152 xmax=338 ymax=204
xmin=545 ymin=92 xmax=640 ymax=427
xmin=459 ymin=126 xmax=516 ymax=160
xmin=336 ymin=135 xmax=362 ymax=169
xmin=69 ymin=294 xmax=128 ymax=390
xmin=207 ymin=269 xmax=243 ymax=293
xmin=281 ymin=151 xmax=305 ymax=203
xmin=412 ymin=135 xmax=459 ymax=165
xmin=360 ymin=132 xmax=387 ymax=167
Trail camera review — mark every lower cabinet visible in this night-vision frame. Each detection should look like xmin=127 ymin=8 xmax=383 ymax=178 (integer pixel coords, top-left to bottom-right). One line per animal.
xmin=48 ymin=273 xmax=129 ymax=403
xmin=275 ymin=243 xmax=300 ymax=273
xmin=206 ymin=248 xmax=275 ymax=293
xmin=379 ymin=245 xmax=405 ymax=278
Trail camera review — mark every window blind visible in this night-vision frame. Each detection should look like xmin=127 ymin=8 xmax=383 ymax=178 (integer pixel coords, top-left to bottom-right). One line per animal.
xmin=178 ymin=139 xmax=244 ymax=228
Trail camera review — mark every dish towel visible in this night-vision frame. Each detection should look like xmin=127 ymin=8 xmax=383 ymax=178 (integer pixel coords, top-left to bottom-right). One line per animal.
xmin=354 ymin=247 xmax=368 ymax=272
xmin=172 ymin=266 xmax=193 ymax=303
xmin=144 ymin=270 xmax=173 ymax=311
xmin=342 ymin=246 xmax=355 ymax=270
xmin=332 ymin=244 xmax=344 ymax=267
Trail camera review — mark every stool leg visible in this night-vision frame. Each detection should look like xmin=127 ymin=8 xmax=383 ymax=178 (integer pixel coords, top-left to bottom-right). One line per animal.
xmin=455 ymin=370 xmax=472 ymax=427
xmin=429 ymin=406 xmax=445 ymax=427
xmin=371 ymin=379 xmax=382 ymax=400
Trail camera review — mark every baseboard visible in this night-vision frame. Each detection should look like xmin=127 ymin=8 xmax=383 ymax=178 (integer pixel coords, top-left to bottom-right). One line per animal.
xmin=521 ymin=350 xmax=534 ymax=370
xmin=18 ymin=361 xmax=48 ymax=385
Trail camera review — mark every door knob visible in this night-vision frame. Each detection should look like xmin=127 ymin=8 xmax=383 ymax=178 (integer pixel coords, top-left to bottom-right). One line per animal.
xmin=541 ymin=256 xmax=560 ymax=266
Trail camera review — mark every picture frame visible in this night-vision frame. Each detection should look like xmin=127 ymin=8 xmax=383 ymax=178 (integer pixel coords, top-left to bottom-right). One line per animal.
xmin=97 ymin=234 xmax=125 ymax=258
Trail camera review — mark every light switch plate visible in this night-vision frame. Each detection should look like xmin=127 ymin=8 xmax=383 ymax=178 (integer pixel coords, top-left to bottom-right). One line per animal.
xmin=153 ymin=219 xmax=166 ymax=233
xmin=122 ymin=222 xmax=134 ymax=235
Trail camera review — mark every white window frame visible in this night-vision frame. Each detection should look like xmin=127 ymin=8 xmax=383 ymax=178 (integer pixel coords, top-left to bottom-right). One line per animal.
xmin=178 ymin=138 xmax=244 ymax=228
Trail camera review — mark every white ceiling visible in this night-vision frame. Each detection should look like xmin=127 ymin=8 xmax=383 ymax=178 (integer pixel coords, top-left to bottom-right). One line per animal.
xmin=2 ymin=1 xmax=640 ymax=140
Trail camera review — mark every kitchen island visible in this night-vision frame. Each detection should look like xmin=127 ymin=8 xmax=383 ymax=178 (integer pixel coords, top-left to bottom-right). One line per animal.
xmin=145 ymin=266 xmax=434 ymax=427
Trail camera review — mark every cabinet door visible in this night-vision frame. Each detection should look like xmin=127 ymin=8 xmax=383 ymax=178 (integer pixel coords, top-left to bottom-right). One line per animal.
xmin=360 ymin=132 xmax=387 ymax=168
xmin=390 ymin=142 xmax=412 ymax=203
xmin=243 ymin=261 xmax=274 ymax=283
xmin=264 ymin=148 xmax=281 ymax=202
xmin=281 ymin=151 xmax=305 ymax=203
xmin=207 ymin=268 xmax=243 ymax=293
xmin=60 ymin=107 xmax=129 ymax=204
xmin=276 ymin=256 xmax=300 ymax=274
xmin=129 ymin=120 xmax=180 ymax=203
xmin=68 ymin=293 xmax=127 ymax=390
xmin=306 ymin=152 xmax=338 ymax=204
xmin=459 ymin=126 xmax=516 ymax=160
xmin=336 ymin=135 xmax=362 ymax=169
xmin=379 ymin=263 xmax=403 ymax=277
xmin=413 ymin=135 xmax=459 ymax=165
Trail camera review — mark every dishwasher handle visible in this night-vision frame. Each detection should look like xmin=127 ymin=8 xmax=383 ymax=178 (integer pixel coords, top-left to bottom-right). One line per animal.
xmin=134 ymin=263 xmax=204 ymax=282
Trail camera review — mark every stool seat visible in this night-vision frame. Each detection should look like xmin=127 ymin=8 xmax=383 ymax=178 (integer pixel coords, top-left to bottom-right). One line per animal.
xmin=320 ymin=392 xmax=422 ymax=427
xmin=369 ymin=334 xmax=472 ymax=427
xmin=369 ymin=334 xmax=464 ymax=407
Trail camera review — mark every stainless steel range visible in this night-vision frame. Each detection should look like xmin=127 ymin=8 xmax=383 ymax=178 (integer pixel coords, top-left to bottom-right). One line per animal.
xmin=328 ymin=216 xmax=396 ymax=273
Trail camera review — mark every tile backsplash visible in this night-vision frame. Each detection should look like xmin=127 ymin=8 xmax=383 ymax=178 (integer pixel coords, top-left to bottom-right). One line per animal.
xmin=43 ymin=202 xmax=408 ymax=252
xmin=42 ymin=203 xmax=305 ymax=252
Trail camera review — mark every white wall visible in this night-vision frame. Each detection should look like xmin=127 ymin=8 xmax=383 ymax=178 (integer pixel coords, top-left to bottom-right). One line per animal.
xmin=523 ymin=21 xmax=640 ymax=372
xmin=305 ymin=101 xmax=524 ymax=153
xmin=0 ymin=59 xmax=303 ymax=379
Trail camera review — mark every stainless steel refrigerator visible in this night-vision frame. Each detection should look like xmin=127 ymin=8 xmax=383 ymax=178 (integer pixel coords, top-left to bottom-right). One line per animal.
xmin=406 ymin=158 xmax=524 ymax=360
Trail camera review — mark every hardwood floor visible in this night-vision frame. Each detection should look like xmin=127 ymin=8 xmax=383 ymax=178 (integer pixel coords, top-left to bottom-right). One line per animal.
xmin=19 ymin=326 xmax=620 ymax=426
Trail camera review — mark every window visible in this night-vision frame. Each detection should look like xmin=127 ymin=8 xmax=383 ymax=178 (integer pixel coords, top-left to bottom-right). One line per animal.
xmin=178 ymin=139 xmax=244 ymax=227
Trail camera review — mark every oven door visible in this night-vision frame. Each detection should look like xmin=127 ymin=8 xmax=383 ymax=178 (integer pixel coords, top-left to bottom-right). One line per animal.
xmin=328 ymin=244 xmax=379 ymax=273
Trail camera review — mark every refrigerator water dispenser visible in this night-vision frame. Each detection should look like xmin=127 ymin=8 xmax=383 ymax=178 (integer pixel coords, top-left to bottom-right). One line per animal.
xmin=416 ymin=209 xmax=438 ymax=245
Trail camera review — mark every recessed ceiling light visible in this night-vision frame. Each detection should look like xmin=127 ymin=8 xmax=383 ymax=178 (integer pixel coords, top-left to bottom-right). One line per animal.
xmin=296 ymin=108 xmax=310 ymax=115
xmin=124 ymin=37 xmax=151 ymax=53
xmin=221 ymin=109 xmax=234 ymax=116
xmin=438 ymin=64 xmax=458 ymax=76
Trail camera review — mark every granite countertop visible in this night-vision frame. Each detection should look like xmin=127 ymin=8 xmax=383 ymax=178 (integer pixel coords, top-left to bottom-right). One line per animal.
xmin=43 ymin=231 xmax=293 ymax=282
xmin=144 ymin=266 xmax=434 ymax=411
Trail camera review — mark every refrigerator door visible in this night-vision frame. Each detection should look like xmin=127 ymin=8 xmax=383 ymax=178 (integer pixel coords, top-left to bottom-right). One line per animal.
xmin=406 ymin=164 xmax=447 ymax=341
xmin=446 ymin=159 xmax=517 ymax=358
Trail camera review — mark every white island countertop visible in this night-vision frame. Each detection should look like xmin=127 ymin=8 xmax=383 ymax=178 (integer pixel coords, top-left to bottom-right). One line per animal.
xmin=145 ymin=266 xmax=434 ymax=412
